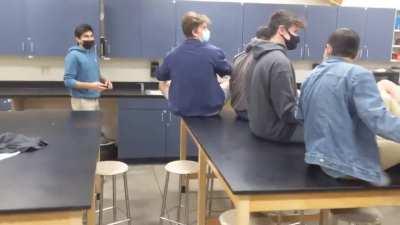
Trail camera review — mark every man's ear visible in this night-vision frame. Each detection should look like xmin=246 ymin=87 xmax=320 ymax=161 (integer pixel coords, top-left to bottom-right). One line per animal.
xmin=324 ymin=43 xmax=333 ymax=57
xmin=277 ymin=25 xmax=289 ymax=40
xmin=192 ymin=27 xmax=200 ymax=38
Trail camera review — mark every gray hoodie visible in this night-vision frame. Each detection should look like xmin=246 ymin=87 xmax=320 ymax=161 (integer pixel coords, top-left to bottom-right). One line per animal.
xmin=248 ymin=42 xmax=298 ymax=142
xmin=230 ymin=38 xmax=266 ymax=113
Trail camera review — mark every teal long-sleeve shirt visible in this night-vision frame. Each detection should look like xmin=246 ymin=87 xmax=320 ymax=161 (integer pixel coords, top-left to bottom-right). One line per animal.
xmin=64 ymin=46 xmax=101 ymax=99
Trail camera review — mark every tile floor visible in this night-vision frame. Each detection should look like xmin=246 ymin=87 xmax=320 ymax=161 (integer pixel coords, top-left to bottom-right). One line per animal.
xmin=97 ymin=164 xmax=400 ymax=225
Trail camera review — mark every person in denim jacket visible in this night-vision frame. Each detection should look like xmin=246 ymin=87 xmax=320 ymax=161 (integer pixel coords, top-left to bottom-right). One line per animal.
xmin=297 ymin=28 xmax=400 ymax=186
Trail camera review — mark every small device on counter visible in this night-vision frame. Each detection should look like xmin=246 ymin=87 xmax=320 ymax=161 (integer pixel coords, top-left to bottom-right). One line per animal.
xmin=372 ymin=68 xmax=400 ymax=84
xmin=150 ymin=61 xmax=160 ymax=78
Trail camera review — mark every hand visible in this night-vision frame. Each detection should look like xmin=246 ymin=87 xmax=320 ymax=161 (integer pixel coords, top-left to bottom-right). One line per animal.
xmin=104 ymin=80 xmax=113 ymax=90
xmin=92 ymin=82 xmax=108 ymax=92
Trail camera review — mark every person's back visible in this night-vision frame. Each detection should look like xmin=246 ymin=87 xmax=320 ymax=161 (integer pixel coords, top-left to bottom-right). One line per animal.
xmin=230 ymin=38 xmax=264 ymax=120
xmin=156 ymin=11 xmax=231 ymax=116
xmin=162 ymin=40 xmax=230 ymax=116
xmin=297 ymin=28 xmax=400 ymax=186
xmin=230 ymin=26 xmax=270 ymax=120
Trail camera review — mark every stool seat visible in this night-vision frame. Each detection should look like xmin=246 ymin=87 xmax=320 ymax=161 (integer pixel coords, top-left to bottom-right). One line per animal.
xmin=96 ymin=161 xmax=129 ymax=176
xmin=165 ymin=160 xmax=198 ymax=175
xmin=219 ymin=209 xmax=272 ymax=225
xmin=331 ymin=208 xmax=382 ymax=224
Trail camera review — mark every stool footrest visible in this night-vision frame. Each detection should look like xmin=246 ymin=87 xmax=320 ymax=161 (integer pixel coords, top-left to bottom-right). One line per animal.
xmin=105 ymin=218 xmax=131 ymax=225
xmin=96 ymin=206 xmax=114 ymax=213
xmin=160 ymin=216 xmax=187 ymax=225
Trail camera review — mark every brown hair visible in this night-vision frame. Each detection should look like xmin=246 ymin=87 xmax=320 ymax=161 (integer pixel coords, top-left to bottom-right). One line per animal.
xmin=181 ymin=11 xmax=211 ymax=38
xmin=327 ymin=28 xmax=360 ymax=59
xmin=263 ymin=10 xmax=305 ymax=40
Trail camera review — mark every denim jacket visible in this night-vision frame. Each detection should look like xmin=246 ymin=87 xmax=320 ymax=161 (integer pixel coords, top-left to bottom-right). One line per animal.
xmin=296 ymin=57 xmax=400 ymax=186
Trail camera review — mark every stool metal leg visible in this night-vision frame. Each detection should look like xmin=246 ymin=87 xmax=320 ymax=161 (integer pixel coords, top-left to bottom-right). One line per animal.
xmin=185 ymin=175 xmax=190 ymax=225
xmin=112 ymin=175 xmax=117 ymax=222
xmin=299 ymin=210 xmax=305 ymax=225
xmin=207 ymin=171 xmax=214 ymax=217
xmin=123 ymin=173 xmax=132 ymax=225
xmin=98 ymin=175 xmax=105 ymax=225
xmin=159 ymin=172 xmax=170 ymax=225
xmin=177 ymin=175 xmax=183 ymax=222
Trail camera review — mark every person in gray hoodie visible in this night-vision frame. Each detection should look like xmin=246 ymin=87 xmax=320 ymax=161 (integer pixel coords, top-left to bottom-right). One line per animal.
xmin=248 ymin=11 xmax=305 ymax=143
xmin=230 ymin=26 xmax=270 ymax=121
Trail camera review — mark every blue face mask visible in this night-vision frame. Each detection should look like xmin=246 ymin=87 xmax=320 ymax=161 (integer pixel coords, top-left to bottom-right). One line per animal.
xmin=201 ymin=29 xmax=210 ymax=42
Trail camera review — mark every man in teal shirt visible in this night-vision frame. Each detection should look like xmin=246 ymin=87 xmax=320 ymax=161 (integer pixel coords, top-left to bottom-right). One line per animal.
xmin=64 ymin=24 xmax=112 ymax=111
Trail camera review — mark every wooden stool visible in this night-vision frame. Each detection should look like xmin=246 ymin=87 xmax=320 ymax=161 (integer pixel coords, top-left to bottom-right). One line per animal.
xmin=96 ymin=161 xmax=132 ymax=225
xmin=330 ymin=208 xmax=382 ymax=225
xmin=159 ymin=160 xmax=199 ymax=225
xmin=219 ymin=209 xmax=272 ymax=225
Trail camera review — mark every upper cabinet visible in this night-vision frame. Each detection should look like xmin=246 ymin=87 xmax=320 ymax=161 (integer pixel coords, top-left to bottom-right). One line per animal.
xmin=338 ymin=7 xmax=395 ymax=61
xmin=104 ymin=0 xmax=141 ymax=58
xmin=140 ymin=0 xmax=176 ymax=59
xmin=304 ymin=6 xmax=338 ymax=60
xmin=0 ymin=0 xmax=396 ymax=61
xmin=25 ymin=0 xmax=100 ymax=57
xmin=363 ymin=8 xmax=395 ymax=61
xmin=0 ymin=0 xmax=26 ymax=56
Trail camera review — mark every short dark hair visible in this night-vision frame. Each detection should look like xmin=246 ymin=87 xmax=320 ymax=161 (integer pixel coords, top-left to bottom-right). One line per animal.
xmin=327 ymin=28 xmax=360 ymax=59
xmin=263 ymin=10 xmax=305 ymax=40
xmin=256 ymin=26 xmax=270 ymax=40
xmin=181 ymin=11 xmax=211 ymax=38
xmin=74 ymin=24 xmax=94 ymax=38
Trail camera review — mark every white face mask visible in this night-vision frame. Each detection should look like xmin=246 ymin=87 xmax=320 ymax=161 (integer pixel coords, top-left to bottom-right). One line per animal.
xmin=201 ymin=29 xmax=210 ymax=42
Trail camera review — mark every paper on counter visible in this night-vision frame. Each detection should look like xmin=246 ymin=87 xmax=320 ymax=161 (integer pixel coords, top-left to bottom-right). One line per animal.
xmin=0 ymin=151 xmax=20 ymax=161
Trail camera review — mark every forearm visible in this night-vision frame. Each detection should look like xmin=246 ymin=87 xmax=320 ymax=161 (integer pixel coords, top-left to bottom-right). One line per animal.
xmin=159 ymin=81 xmax=170 ymax=98
xmin=74 ymin=81 xmax=96 ymax=90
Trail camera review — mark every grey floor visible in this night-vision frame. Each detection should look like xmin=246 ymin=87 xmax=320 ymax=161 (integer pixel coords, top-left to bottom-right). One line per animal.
xmin=98 ymin=164 xmax=400 ymax=225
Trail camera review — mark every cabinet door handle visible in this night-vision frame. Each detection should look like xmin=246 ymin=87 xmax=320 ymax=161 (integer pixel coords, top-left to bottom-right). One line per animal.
xmin=307 ymin=47 xmax=310 ymax=57
xmin=359 ymin=49 xmax=363 ymax=59
xmin=107 ymin=44 xmax=111 ymax=55
xmin=30 ymin=42 xmax=34 ymax=54
xmin=169 ymin=112 xmax=172 ymax=122
xmin=21 ymin=42 xmax=25 ymax=53
xmin=366 ymin=48 xmax=369 ymax=59
xmin=161 ymin=110 xmax=167 ymax=122
xmin=300 ymin=47 xmax=303 ymax=58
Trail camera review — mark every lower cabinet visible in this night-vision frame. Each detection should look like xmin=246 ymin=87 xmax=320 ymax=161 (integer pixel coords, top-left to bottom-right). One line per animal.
xmin=0 ymin=99 xmax=12 ymax=111
xmin=118 ymin=98 xmax=197 ymax=160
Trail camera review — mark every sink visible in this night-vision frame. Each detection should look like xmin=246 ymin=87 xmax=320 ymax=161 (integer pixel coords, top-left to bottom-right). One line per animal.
xmin=144 ymin=89 xmax=163 ymax=96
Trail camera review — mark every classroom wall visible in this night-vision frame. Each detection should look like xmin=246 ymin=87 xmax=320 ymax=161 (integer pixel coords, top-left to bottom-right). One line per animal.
xmin=0 ymin=0 xmax=398 ymax=82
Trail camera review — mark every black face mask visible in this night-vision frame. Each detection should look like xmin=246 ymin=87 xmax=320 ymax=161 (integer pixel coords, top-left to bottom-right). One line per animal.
xmin=82 ymin=40 xmax=95 ymax=50
xmin=283 ymin=31 xmax=300 ymax=50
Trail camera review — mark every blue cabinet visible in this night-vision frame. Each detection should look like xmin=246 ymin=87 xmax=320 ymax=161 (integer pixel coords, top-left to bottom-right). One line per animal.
xmin=118 ymin=109 xmax=166 ymax=159
xmin=337 ymin=6 xmax=367 ymax=59
xmin=364 ymin=8 xmax=396 ymax=60
xmin=140 ymin=0 xmax=176 ymax=59
xmin=105 ymin=0 xmax=141 ymax=58
xmin=242 ymin=3 xmax=278 ymax=46
xmin=304 ymin=6 xmax=338 ymax=60
xmin=337 ymin=6 xmax=366 ymax=40
xmin=0 ymin=99 xmax=12 ymax=111
xmin=25 ymin=0 xmax=100 ymax=57
xmin=337 ymin=7 xmax=395 ymax=61
xmin=118 ymin=98 xmax=196 ymax=160
xmin=165 ymin=111 xmax=180 ymax=158
xmin=0 ymin=0 xmax=26 ymax=56
xmin=175 ymin=1 xmax=243 ymax=60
